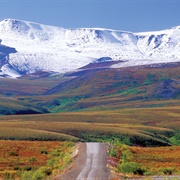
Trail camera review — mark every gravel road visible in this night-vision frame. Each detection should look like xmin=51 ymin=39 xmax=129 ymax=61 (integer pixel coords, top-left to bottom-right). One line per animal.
xmin=60 ymin=142 xmax=110 ymax=180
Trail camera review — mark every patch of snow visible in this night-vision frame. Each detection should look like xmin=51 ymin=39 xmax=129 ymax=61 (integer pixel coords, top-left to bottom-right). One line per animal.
xmin=0 ymin=64 xmax=21 ymax=78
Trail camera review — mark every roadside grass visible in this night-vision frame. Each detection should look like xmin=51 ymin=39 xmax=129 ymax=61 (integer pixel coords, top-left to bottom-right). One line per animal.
xmin=129 ymin=146 xmax=180 ymax=175
xmin=108 ymin=141 xmax=180 ymax=176
xmin=0 ymin=140 xmax=75 ymax=180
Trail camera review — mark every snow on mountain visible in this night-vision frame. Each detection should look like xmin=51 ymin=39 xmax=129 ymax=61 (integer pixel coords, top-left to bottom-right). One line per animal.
xmin=0 ymin=18 xmax=179 ymax=78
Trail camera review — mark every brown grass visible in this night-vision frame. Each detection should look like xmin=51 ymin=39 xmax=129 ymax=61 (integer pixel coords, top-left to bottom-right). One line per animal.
xmin=130 ymin=146 xmax=180 ymax=174
xmin=0 ymin=106 xmax=179 ymax=146
xmin=0 ymin=140 xmax=75 ymax=179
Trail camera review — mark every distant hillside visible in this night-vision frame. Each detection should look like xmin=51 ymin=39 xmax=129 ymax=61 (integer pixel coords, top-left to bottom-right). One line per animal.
xmin=0 ymin=62 xmax=179 ymax=115
xmin=42 ymin=62 xmax=180 ymax=112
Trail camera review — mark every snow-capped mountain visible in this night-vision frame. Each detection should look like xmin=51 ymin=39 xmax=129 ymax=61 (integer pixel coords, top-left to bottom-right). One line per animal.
xmin=0 ymin=18 xmax=180 ymax=78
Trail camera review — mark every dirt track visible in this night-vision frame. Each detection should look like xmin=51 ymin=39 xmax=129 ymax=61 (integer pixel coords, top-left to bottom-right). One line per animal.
xmin=60 ymin=142 xmax=110 ymax=180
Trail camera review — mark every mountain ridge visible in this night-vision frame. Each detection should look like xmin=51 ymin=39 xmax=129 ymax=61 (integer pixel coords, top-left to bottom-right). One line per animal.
xmin=0 ymin=18 xmax=180 ymax=78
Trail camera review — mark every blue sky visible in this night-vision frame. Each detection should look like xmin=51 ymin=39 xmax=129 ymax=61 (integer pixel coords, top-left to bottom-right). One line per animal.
xmin=0 ymin=0 xmax=179 ymax=32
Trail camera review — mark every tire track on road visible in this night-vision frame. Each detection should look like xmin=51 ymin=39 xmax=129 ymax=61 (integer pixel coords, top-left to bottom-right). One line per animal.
xmin=60 ymin=142 xmax=110 ymax=180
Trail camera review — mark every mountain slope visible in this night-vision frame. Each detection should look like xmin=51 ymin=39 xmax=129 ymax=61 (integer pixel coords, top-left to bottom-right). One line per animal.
xmin=0 ymin=62 xmax=179 ymax=115
xmin=0 ymin=18 xmax=180 ymax=78
xmin=42 ymin=62 xmax=180 ymax=112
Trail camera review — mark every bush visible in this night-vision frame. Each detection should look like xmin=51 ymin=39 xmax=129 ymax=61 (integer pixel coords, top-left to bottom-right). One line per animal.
xmin=23 ymin=166 xmax=32 ymax=171
xmin=21 ymin=171 xmax=34 ymax=180
xmin=117 ymin=147 xmax=146 ymax=175
xmin=64 ymin=141 xmax=74 ymax=148
xmin=13 ymin=166 xmax=20 ymax=171
xmin=109 ymin=147 xmax=116 ymax=157
xmin=133 ymin=166 xmax=147 ymax=175
xmin=39 ymin=166 xmax=52 ymax=176
xmin=121 ymin=150 xmax=133 ymax=163
xmin=31 ymin=170 xmax=45 ymax=180
xmin=118 ymin=162 xmax=146 ymax=175
xmin=169 ymin=130 xmax=180 ymax=145
xmin=119 ymin=162 xmax=138 ymax=174
xmin=21 ymin=166 xmax=52 ymax=180
xmin=47 ymin=158 xmax=59 ymax=168
xmin=9 ymin=151 xmax=18 ymax=156
xmin=144 ymin=171 xmax=154 ymax=176
xmin=29 ymin=157 xmax=37 ymax=162
xmin=63 ymin=155 xmax=72 ymax=165
xmin=50 ymin=149 xmax=63 ymax=157
xmin=162 ymin=168 xmax=174 ymax=175
xmin=3 ymin=171 xmax=11 ymax=180
xmin=40 ymin=150 xmax=48 ymax=154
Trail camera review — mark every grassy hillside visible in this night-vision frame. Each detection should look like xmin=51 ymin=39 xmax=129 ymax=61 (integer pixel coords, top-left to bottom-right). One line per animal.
xmin=0 ymin=97 xmax=49 ymax=115
xmin=108 ymin=144 xmax=180 ymax=177
xmin=0 ymin=62 xmax=179 ymax=114
xmin=0 ymin=107 xmax=179 ymax=146
xmin=39 ymin=63 xmax=180 ymax=112
xmin=0 ymin=74 xmax=60 ymax=96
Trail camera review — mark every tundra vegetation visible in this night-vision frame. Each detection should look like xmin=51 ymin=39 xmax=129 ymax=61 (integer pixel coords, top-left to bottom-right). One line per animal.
xmin=0 ymin=107 xmax=179 ymax=179
xmin=108 ymin=139 xmax=180 ymax=177
xmin=0 ymin=64 xmax=179 ymax=178
xmin=0 ymin=141 xmax=75 ymax=180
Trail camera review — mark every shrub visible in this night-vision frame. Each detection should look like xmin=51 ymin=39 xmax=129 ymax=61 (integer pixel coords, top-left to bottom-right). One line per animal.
xmin=144 ymin=171 xmax=154 ymax=176
xmin=121 ymin=150 xmax=133 ymax=163
xmin=162 ymin=168 xmax=174 ymax=175
xmin=21 ymin=171 xmax=34 ymax=180
xmin=133 ymin=166 xmax=147 ymax=175
xmin=3 ymin=171 xmax=15 ymax=180
xmin=21 ymin=166 xmax=52 ymax=180
xmin=40 ymin=149 xmax=48 ymax=154
xmin=63 ymin=155 xmax=72 ymax=165
xmin=3 ymin=171 xmax=11 ymax=180
xmin=9 ymin=151 xmax=18 ymax=156
xmin=37 ymin=166 xmax=52 ymax=176
xmin=13 ymin=166 xmax=20 ymax=171
xmin=169 ymin=130 xmax=180 ymax=145
xmin=119 ymin=162 xmax=139 ymax=174
xmin=24 ymin=166 xmax=32 ymax=171
xmin=50 ymin=149 xmax=65 ymax=157
xmin=109 ymin=147 xmax=116 ymax=157
xmin=29 ymin=157 xmax=37 ymax=162
xmin=117 ymin=147 xmax=146 ymax=175
xmin=118 ymin=162 xmax=146 ymax=175
xmin=47 ymin=158 xmax=59 ymax=168
xmin=31 ymin=170 xmax=46 ymax=180
xmin=64 ymin=141 xmax=74 ymax=148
